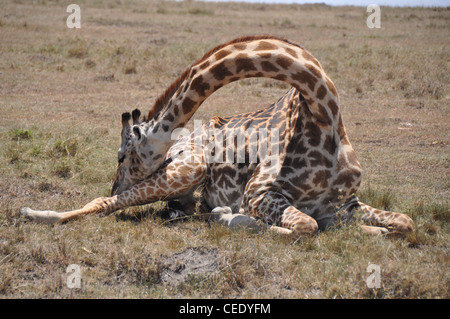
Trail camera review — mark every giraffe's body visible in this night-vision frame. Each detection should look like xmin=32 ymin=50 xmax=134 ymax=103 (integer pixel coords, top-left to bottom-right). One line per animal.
xmin=168 ymin=87 xmax=360 ymax=231
xmin=21 ymin=36 xmax=414 ymax=238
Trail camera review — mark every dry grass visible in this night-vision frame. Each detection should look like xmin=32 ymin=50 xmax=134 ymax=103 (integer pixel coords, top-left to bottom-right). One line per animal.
xmin=0 ymin=0 xmax=448 ymax=298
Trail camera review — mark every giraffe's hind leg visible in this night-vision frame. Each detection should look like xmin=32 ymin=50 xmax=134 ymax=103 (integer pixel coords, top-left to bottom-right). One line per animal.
xmin=209 ymin=204 xmax=317 ymax=239
xmin=243 ymin=192 xmax=318 ymax=240
xmin=357 ymin=200 xmax=414 ymax=234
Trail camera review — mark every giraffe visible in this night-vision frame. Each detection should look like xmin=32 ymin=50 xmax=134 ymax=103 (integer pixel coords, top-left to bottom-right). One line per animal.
xmin=20 ymin=36 xmax=414 ymax=239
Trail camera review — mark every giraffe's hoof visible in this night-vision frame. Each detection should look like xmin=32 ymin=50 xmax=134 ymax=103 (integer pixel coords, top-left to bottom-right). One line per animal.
xmin=360 ymin=225 xmax=389 ymax=236
xmin=19 ymin=207 xmax=61 ymax=224
xmin=209 ymin=206 xmax=232 ymax=223
xmin=211 ymin=206 xmax=233 ymax=215
xmin=210 ymin=207 xmax=260 ymax=232
xmin=20 ymin=207 xmax=33 ymax=218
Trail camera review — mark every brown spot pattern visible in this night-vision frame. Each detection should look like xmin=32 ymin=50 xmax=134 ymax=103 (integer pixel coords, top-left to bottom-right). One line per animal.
xmin=261 ymin=61 xmax=279 ymax=73
xmin=210 ymin=62 xmax=233 ymax=80
xmin=304 ymin=121 xmax=321 ymax=147
xmin=214 ymin=49 xmax=232 ymax=61
xmin=316 ymin=84 xmax=327 ymax=100
xmin=235 ymin=54 xmax=257 ymax=73
xmin=233 ymin=43 xmax=247 ymax=50
xmin=325 ymin=77 xmax=338 ymax=96
xmin=255 ymin=41 xmax=278 ymax=51
xmin=190 ymin=75 xmax=210 ymax=97
xmin=302 ymin=50 xmax=321 ymax=68
xmin=284 ymin=47 xmax=298 ymax=58
xmin=182 ymin=97 xmax=196 ymax=114
xmin=305 ymin=64 xmax=322 ymax=80
xmin=276 ymin=55 xmax=294 ymax=69
xmin=291 ymin=70 xmax=317 ymax=91
xmin=328 ymin=99 xmax=338 ymax=117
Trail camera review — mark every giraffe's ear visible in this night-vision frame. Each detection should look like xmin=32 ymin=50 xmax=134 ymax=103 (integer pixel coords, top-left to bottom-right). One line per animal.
xmin=133 ymin=126 xmax=143 ymax=141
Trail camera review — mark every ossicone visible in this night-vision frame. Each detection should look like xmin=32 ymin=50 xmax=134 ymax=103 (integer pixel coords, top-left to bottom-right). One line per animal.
xmin=132 ymin=108 xmax=142 ymax=125
xmin=121 ymin=112 xmax=131 ymax=128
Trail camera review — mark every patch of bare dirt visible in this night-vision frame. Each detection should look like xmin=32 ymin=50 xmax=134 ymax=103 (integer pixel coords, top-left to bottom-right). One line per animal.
xmin=160 ymin=247 xmax=220 ymax=286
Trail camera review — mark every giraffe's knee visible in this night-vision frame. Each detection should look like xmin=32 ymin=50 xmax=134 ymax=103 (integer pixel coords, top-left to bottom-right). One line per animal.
xmin=378 ymin=211 xmax=414 ymax=233
xmin=292 ymin=216 xmax=318 ymax=237
xmin=394 ymin=214 xmax=414 ymax=233
xmin=83 ymin=196 xmax=108 ymax=209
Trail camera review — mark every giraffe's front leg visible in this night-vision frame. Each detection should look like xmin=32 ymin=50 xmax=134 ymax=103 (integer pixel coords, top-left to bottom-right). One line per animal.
xmin=20 ymin=196 xmax=122 ymax=224
xmin=20 ymin=207 xmax=66 ymax=224
xmin=20 ymin=156 xmax=207 ymax=224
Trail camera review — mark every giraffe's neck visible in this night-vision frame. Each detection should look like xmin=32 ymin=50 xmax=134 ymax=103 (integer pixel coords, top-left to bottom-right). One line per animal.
xmin=144 ymin=35 xmax=341 ymax=157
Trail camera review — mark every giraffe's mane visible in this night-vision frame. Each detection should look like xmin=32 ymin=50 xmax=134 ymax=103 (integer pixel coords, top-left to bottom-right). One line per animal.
xmin=145 ymin=35 xmax=303 ymax=122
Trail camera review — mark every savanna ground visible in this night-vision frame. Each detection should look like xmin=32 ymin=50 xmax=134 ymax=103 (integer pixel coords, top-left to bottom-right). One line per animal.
xmin=0 ymin=0 xmax=448 ymax=299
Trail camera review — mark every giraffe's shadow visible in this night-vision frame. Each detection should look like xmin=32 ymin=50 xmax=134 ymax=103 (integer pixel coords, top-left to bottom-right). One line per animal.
xmin=113 ymin=200 xmax=201 ymax=226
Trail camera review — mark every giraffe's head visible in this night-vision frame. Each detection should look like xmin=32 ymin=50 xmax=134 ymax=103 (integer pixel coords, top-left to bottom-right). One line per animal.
xmin=111 ymin=109 xmax=168 ymax=196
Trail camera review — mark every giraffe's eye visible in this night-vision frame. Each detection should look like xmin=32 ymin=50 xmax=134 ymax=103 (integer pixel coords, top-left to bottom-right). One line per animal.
xmin=118 ymin=154 xmax=125 ymax=164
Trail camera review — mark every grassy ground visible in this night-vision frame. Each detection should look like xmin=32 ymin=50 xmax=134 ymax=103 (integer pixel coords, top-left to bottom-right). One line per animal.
xmin=0 ymin=0 xmax=448 ymax=298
